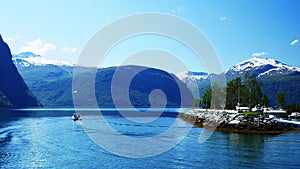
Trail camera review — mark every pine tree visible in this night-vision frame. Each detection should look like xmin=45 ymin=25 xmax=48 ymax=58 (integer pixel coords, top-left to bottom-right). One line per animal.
xmin=225 ymin=77 xmax=242 ymax=109
xmin=276 ymin=92 xmax=286 ymax=107
xmin=262 ymin=94 xmax=270 ymax=107
xmin=243 ymin=72 xmax=263 ymax=108
xmin=202 ymin=88 xmax=211 ymax=109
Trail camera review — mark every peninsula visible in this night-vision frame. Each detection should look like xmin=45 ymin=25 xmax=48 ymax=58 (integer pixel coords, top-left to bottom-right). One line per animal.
xmin=178 ymin=109 xmax=300 ymax=134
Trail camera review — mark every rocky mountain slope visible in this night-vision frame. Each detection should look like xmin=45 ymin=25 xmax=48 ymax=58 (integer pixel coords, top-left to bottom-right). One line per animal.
xmin=0 ymin=35 xmax=41 ymax=108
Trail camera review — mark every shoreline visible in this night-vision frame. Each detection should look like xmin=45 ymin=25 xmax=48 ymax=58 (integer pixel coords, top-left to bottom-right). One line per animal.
xmin=178 ymin=109 xmax=300 ymax=134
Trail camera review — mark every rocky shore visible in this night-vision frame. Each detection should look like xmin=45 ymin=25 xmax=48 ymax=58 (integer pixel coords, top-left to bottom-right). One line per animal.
xmin=178 ymin=109 xmax=300 ymax=134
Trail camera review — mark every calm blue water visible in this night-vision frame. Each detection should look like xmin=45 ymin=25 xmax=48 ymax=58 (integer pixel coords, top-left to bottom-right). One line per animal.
xmin=1 ymin=109 xmax=300 ymax=169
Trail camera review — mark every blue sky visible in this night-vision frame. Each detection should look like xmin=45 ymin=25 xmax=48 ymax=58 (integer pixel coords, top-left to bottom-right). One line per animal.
xmin=1 ymin=0 xmax=299 ymax=72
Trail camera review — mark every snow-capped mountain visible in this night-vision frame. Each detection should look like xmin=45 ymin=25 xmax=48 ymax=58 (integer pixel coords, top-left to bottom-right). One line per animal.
xmin=176 ymin=57 xmax=300 ymax=105
xmin=177 ymin=57 xmax=300 ymax=87
xmin=176 ymin=71 xmax=209 ymax=82
xmin=12 ymin=52 xmax=75 ymax=67
xmin=175 ymin=71 xmax=212 ymax=98
xmin=13 ymin=52 xmax=37 ymax=58
xmin=225 ymin=57 xmax=300 ymax=78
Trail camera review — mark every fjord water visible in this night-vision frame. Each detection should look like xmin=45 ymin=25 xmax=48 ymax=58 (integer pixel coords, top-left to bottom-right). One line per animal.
xmin=1 ymin=109 xmax=300 ymax=169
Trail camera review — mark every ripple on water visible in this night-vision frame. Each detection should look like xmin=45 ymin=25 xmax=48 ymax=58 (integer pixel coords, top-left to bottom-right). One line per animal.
xmin=0 ymin=130 xmax=13 ymax=144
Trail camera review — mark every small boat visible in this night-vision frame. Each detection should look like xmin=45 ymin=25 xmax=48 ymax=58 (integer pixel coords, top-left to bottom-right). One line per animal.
xmin=72 ymin=114 xmax=81 ymax=121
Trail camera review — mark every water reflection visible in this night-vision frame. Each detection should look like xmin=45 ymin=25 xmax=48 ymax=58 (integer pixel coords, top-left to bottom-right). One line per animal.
xmin=226 ymin=133 xmax=267 ymax=167
xmin=227 ymin=132 xmax=266 ymax=149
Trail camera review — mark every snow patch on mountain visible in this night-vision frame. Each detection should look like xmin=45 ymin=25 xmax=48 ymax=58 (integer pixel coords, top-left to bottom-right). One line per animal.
xmin=13 ymin=52 xmax=38 ymax=58
xmin=176 ymin=71 xmax=209 ymax=81
xmin=21 ymin=56 xmax=74 ymax=66
xmin=225 ymin=57 xmax=300 ymax=77
xmin=12 ymin=52 xmax=74 ymax=67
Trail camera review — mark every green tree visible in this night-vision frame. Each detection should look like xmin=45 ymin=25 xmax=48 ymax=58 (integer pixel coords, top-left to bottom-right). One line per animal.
xmin=202 ymin=83 xmax=226 ymax=109
xmin=262 ymin=94 xmax=270 ymax=107
xmin=276 ymin=91 xmax=286 ymax=107
xmin=191 ymin=98 xmax=201 ymax=108
xmin=284 ymin=103 xmax=300 ymax=114
xmin=243 ymin=72 xmax=263 ymax=108
xmin=225 ymin=77 xmax=242 ymax=109
xmin=224 ymin=73 xmax=266 ymax=110
xmin=202 ymin=88 xmax=211 ymax=109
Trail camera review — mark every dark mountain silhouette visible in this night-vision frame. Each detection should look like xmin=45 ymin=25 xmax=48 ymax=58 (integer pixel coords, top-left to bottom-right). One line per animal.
xmin=0 ymin=35 xmax=41 ymax=108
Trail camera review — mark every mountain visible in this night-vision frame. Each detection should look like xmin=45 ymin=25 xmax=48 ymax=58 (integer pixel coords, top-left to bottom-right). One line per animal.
xmin=76 ymin=66 xmax=193 ymax=108
xmin=0 ymin=35 xmax=41 ymax=108
xmin=12 ymin=52 xmax=74 ymax=67
xmin=11 ymin=49 xmax=299 ymax=108
xmin=176 ymin=57 xmax=300 ymax=106
xmin=11 ymin=53 xmax=75 ymax=107
xmin=176 ymin=71 xmax=209 ymax=82
xmin=11 ymin=53 xmax=193 ymax=108
xmin=175 ymin=71 xmax=212 ymax=98
xmin=225 ymin=57 xmax=300 ymax=106
xmin=225 ymin=57 xmax=300 ymax=78
xmin=12 ymin=52 xmax=75 ymax=97
xmin=33 ymin=66 xmax=193 ymax=108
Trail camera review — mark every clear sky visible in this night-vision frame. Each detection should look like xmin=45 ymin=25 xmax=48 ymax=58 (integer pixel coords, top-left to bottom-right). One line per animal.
xmin=1 ymin=0 xmax=299 ymax=72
